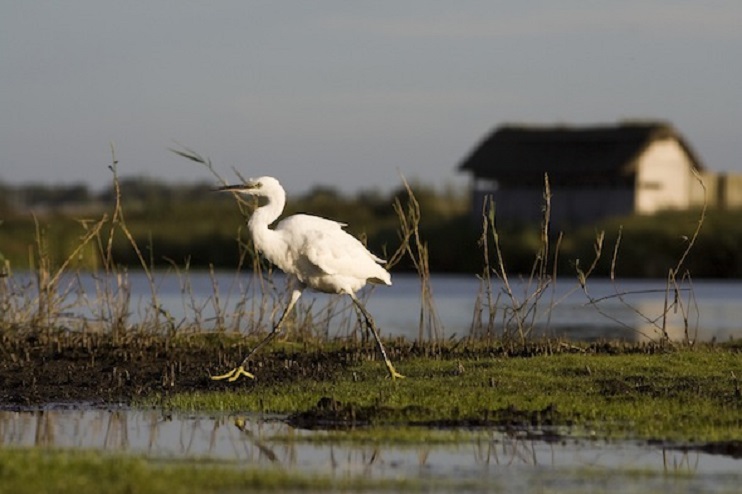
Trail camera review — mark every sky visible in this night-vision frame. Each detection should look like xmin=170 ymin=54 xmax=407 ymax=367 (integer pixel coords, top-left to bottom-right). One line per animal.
xmin=2 ymin=1 xmax=741 ymax=195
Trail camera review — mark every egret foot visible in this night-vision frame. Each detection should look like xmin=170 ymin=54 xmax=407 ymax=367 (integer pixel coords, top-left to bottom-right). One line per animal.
xmin=211 ymin=365 xmax=255 ymax=382
xmin=386 ymin=362 xmax=405 ymax=380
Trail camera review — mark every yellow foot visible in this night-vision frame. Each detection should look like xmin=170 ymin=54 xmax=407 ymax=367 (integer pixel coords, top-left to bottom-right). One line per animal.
xmin=386 ymin=364 xmax=405 ymax=380
xmin=211 ymin=366 xmax=255 ymax=382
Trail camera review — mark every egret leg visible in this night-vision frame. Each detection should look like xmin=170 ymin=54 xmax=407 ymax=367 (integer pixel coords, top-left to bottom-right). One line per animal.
xmin=350 ymin=293 xmax=405 ymax=379
xmin=212 ymin=289 xmax=302 ymax=382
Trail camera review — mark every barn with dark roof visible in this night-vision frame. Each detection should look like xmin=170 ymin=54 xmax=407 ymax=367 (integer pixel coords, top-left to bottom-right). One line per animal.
xmin=458 ymin=121 xmax=714 ymax=227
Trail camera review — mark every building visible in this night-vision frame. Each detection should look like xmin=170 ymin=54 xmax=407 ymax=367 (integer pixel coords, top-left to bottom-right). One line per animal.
xmin=458 ymin=121 xmax=733 ymax=228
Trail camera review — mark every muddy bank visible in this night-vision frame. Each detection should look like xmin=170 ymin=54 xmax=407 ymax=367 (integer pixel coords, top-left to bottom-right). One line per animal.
xmin=0 ymin=329 xmax=359 ymax=406
xmin=0 ymin=328 xmax=666 ymax=406
xmin=4 ymin=327 xmax=742 ymax=461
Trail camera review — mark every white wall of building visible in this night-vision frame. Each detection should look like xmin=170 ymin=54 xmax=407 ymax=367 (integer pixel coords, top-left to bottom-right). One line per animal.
xmin=634 ymin=139 xmax=695 ymax=213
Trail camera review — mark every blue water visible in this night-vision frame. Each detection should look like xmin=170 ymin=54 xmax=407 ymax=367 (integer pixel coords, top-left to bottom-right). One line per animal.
xmin=5 ymin=271 xmax=742 ymax=342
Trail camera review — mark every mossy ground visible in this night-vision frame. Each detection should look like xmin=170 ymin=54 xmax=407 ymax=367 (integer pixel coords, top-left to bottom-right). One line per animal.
xmin=161 ymin=346 xmax=742 ymax=443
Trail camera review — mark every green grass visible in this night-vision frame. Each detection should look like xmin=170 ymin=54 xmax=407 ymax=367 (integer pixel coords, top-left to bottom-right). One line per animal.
xmin=0 ymin=449 xmax=425 ymax=494
xmin=6 ymin=448 xmax=734 ymax=494
xmin=154 ymin=346 xmax=742 ymax=443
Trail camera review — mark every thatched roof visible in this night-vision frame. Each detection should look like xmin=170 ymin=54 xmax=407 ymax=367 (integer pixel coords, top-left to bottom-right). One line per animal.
xmin=459 ymin=122 xmax=705 ymax=184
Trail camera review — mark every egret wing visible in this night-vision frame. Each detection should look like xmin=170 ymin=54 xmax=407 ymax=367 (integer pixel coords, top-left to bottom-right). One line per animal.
xmin=277 ymin=214 xmax=388 ymax=284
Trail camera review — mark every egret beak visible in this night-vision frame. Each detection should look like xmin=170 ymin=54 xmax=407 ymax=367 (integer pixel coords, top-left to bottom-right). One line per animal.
xmin=215 ymin=184 xmax=249 ymax=192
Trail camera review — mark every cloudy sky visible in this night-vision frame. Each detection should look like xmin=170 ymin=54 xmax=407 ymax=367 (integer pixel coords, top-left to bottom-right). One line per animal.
xmin=2 ymin=1 xmax=741 ymax=195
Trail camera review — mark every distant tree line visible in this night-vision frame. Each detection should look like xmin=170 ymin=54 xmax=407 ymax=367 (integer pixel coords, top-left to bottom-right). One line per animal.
xmin=2 ymin=178 xmax=742 ymax=277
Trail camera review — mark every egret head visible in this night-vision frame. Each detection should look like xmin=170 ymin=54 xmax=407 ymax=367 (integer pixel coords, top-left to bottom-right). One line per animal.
xmin=217 ymin=176 xmax=283 ymax=197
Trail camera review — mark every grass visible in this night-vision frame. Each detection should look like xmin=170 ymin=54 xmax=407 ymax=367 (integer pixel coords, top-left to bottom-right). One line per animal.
xmin=0 ymin=448 xmax=425 ymax=494
xmin=2 ymin=434 xmax=742 ymax=494
xmin=153 ymin=343 xmax=742 ymax=443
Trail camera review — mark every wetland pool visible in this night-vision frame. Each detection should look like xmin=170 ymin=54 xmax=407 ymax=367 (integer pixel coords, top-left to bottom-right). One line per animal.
xmin=2 ymin=407 xmax=742 ymax=493
xmin=44 ymin=271 xmax=742 ymax=343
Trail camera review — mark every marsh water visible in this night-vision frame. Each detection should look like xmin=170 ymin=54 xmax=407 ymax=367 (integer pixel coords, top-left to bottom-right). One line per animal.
xmin=2 ymin=407 xmax=742 ymax=492
xmin=53 ymin=271 xmax=742 ymax=342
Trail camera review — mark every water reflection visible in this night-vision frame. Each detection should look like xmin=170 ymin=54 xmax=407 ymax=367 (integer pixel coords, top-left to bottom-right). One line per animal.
xmin=1 ymin=407 xmax=741 ymax=484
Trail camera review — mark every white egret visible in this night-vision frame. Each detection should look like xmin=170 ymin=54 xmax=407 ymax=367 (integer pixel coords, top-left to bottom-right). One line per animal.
xmin=211 ymin=176 xmax=404 ymax=381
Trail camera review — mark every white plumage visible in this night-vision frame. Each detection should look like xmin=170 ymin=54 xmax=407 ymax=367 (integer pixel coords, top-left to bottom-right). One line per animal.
xmin=262 ymin=214 xmax=391 ymax=293
xmin=211 ymin=176 xmax=403 ymax=382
